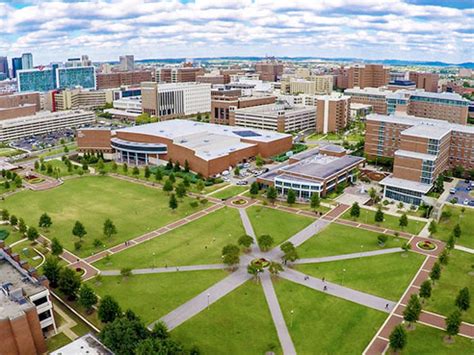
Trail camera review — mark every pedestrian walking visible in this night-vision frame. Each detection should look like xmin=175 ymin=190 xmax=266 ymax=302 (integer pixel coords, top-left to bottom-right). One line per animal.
xmin=385 ymin=303 xmax=389 ymax=309
xmin=323 ymin=285 xmax=327 ymax=291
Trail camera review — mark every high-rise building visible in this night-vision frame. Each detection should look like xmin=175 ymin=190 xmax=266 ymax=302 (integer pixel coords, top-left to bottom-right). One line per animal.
xmin=21 ymin=53 xmax=33 ymax=70
xmin=255 ymin=59 xmax=284 ymax=82
xmin=408 ymin=72 xmax=439 ymax=93
xmin=0 ymin=92 xmax=41 ymax=120
xmin=156 ymin=67 xmax=205 ymax=83
xmin=96 ymin=71 xmax=152 ymax=89
xmin=0 ymin=56 xmax=9 ymax=78
xmin=315 ymin=94 xmax=351 ymax=134
xmin=281 ymin=76 xmax=334 ymax=95
xmin=346 ymin=64 xmax=390 ymax=89
xmin=11 ymin=57 xmax=22 ymax=78
xmin=18 ymin=66 xmax=95 ymax=92
xmin=56 ymin=66 xmax=96 ymax=90
xmin=119 ymin=55 xmax=134 ymax=71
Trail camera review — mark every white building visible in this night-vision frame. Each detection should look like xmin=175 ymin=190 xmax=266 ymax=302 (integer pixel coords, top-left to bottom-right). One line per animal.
xmin=119 ymin=55 xmax=134 ymax=71
xmin=113 ymin=96 xmax=142 ymax=113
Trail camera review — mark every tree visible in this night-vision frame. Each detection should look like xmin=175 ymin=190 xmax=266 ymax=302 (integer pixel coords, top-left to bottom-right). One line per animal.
xmin=196 ymin=179 xmax=205 ymax=192
xmin=154 ymin=169 xmax=163 ymax=181
xmin=144 ymin=166 xmax=151 ymax=179
xmin=72 ymin=221 xmax=87 ymax=240
xmin=455 ymin=287 xmax=470 ymax=312
xmin=183 ymin=176 xmax=190 ymax=187
xmin=428 ymin=220 xmax=437 ymax=236
xmin=26 ymin=227 xmax=39 ymax=242
xmin=419 ymin=280 xmax=432 ymax=301
xmin=255 ymin=154 xmax=264 ymax=168
xmin=173 ymin=161 xmax=181 ymax=172
xmin=120 ymin=267 xmax=132 ymax=278
xmin=1 ymin=209 xmax=8 ymax=221
xmin=266 ymin=186 xmax=277 ymax=204
xmin=374 ymin=207 xmax=384 ymax=223
xmin=399 ymin=213 xmax=408 ymax=230
xmin=238 ymin=234 xmax=254 ymax=249
xmin=234 ymin=165 xmax=240 ymax=177
xmin=100 ymin=316 xmax=150 ymax=355
xmin=286 ymin=189 xmax=296 ymax=205
xmin=368 ymin=187 xmax=377 ymax=203
xmin=175 ymin=182 xmax=187 ymax=198
xmin=389 ymin=324 xmax=407 ymax=353
xmin=269 ymin=261 xmax=283 ymax=275
xmin=18 ymin=218 xmax=27 ymax=234
xmin=163 ymin=179 xmax=173 ymax=192
xmin=258 ymin=234 xmax=274 ymax=251
xmin=403 ymin=294 xmax=422 ymax=328
xmin=222 ymin=250 xmax=240 ymax=267
xmin=310 ymin=193 xmax=320 ymax=211
xmin=78 ymin=284 xmax=98 ymax=314
xmin=51 ymin=237 xmax=63 ymax=256
xmin=250 ymin=182 xmax=260 ymax=196
xmin=43 ymin=256 xmax=62 ymax=288
xmin=111 ymin=162 xmax=118 ymax=172
xmin=453 ymin=224 xmax=461 ymax=238
xmin=445 ymin=310 xmax=462 ymax=341
xmin=151 ymin=321 xmax=169 ymax=339
xmin=103 ymin=219 xmax=117 ymax=239
xmin=14 ymin=176 xmax=22 ymax=188
xmin=168 ymin=173 xmax=176 ymax=183
xmin=184 ymin=160 xmax=190 ymax=173
xmin=247 ymin=263 xmax=262 ymax=281
xmin=446 ymin=234 xmax=456 ymax=250
xmin=39 ymin=213 xmax=52 ymax=229
xmin=350 ymin=202 xmax=360 ymax=218
xmin=98 ymin=295 xmax=122 ymax=323
xmin=166 ymin=159 xmax=173 ymax=170
xmin=430 ymin=261 xmax=441 ymax=283
xmin=122 ymin=163 xmax=128 ymax=174
xmin=439 ymin=249 xmax=449 ymax=265
xmin=9 ymin=214 xmax=17 ymax=226
xmin=132 ymin=166 xmax=140 ymax=178
xmin=135 ymin=338 xmax=184 ymax=355
xmin=169 ymin=193 xmax=178 ymax=211
xmin=58 ymin=267 xmax=81 ymax=300
xmin=377 ymin=234 xmax=388 ymax=246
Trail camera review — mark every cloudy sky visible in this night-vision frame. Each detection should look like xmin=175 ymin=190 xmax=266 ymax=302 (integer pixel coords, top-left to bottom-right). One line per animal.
xmin=1 ymin=0 xmax=473 ymax=65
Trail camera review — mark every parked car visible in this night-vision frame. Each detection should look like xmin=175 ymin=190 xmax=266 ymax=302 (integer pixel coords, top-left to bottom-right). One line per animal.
xmin=449 ymin=188 xmax=456 ymax=194
xmin=463 ymin=198 xmax=469 ymax=205
xmin=469 ymin=200 xmax=474 ymax=207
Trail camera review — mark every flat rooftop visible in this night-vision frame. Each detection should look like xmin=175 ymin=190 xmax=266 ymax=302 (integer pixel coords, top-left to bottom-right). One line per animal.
xmin=395 ymin=150 xmax=437 ymax=161
xmin=51 ymin=334 xmax=113 ymax=355
xmin=380 ymin=176 xmax=432 ymax=194
xmin=401 ymin=124 xmax=451 ymax=140
xmin=233 ymin=103 xmax=316 ymax=117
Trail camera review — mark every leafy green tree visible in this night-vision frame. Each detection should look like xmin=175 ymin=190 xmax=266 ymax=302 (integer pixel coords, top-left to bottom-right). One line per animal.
xmin=175 ymin=183 xmax=187 ymax=198
xmin=234 ymin=166 xmax=240 ymax=176
xmin=135 ymin=338 xmax=184 ymax=355
xmin=269 ymin=261 xmax=284 ymax=275
xmin=238 ymin=234 xmax=254 ymax=249
xmin=18 ymin=218 xmax=27 ymax=234
xmin=100 ymin=315 xmax=150 ymax=355
xmin=399 ymin=213 xmax=408 ymax=230
xmin=266 ymin=186 xmax=277 ymax=204
xmin=453 ymin=223 xmax=461 ymax=238
xmin=151 ymin=321 xmax=169 ymax=339
xmin=428 ymin=220 xmax=437 ymax=236
xmin=168 ymin=173 xmax=176 ymax=183
xmin=445 ymin=310 xmax=462 ymax=340
xmin=43 ymin=256 xmax=62 ymax=288
xmin=26 ymin=227 xmax=39 ymax=242
xmin=374 ymin=207 xmax=384 ymax=223
xmin=144 ymin=166 xmax=151 ymax=179
xmin=98 ymin=295 xmax=122 ymax=323
xmin=455 ymin=287 xmax=470 ymax=312
xmin=310 ymin=193 xmax=320 ymax=211
xmin=103 ymin=219 xmax=117 ymax=239
xmin=72 ymin=221 xmax=87 ymax=240
xmin=184 ymin=160 xmax=190 ymax=173
xmin=1 ymin=209 xmax=9 ymax=221
xmin=250 ymin=182 xmax=260 ymax=196
xmin=368 ymin=187 xmax=377 ymax=203
xmin=286 ymin=189 xmax=296 ymax=205
xmin=169 ymin=193 xmax=178 ymax=211
xmin=111 ymin=162 xmax=118 ymax=172
xmin=166 ymin=159 xmax=173 ymax=170
xmin=163 ymin=179 xmax=173 ymax=192
xmin=403 ymin=294 xmax=422 ymax=328
xmin=183 ymin=176 xmax=190 ymax=187
xmin=122 ymin=163 xmax=128 ymax=174
xmin=439 ymin=249 xmax=449 ymax=265
xmin=446 ymin=234 xmax=456 ymax=250
xmin=419 ymin=280 xmax=432 ymax=301
xmin=58 ymin=267 xmax=81 ymax=300
xmin=154 ymin=169 xmax=163 ymax=181
xmin=14 ymin=176 xmax=22 ymax=188
xmin=389 ymin=324 xmax=407 ymax=353
xmin=132 ymin=166 xmax=140 ymax=178
xmin=9 ymin=214 xmax=17 ymax=226
xmin=51 ymin=237 xmax=63 ymax=256
xmin=39 ymin=213 xmax=52 ymax=228
xmin=196 ymin=179 xmax=205 ymax=192
xmin=247 ymin=263 xmax=262 ymax=281
xmin=377 ymin=234 xmax=388 ymax=246
xmin=430 ymin=261 xmax=441 ymax=283
xmin=255 ymin=154 xmax=264 ymax=168
xmin=173 ymin=161 xmax=181 ymax=172
xmin=78 ymin=284 xmax=98 ymax=314
xmin=258 ymin=234 xmax=274 ymax=251
xmin=350 ymin=202 xmax=360 ymax=218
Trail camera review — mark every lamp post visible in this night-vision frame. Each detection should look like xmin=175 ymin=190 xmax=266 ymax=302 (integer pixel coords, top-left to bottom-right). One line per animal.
xmin=290 ymin=309 xmax=294 ymax=328
xmin=153 ymin=252 xmax=156 ymax=269
xmin=342 ymin=268 xmax=346 ymax=286
xmin=207 ymin=293 xmax=210 ymax=310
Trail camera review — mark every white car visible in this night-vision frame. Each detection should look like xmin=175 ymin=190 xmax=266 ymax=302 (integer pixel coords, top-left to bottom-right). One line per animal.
xmin=463 ymin=198 xmax=469 ymax=205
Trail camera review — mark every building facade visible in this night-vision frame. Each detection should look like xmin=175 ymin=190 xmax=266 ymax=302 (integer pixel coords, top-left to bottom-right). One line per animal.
xmin=11 ymin=57 xmax=22 ymax=79
xmin=315 ymin=94 xmax=351 ymax=134
xmin=0 ymin=92 xmax=41 ymax=120
xmin=255 ymin=60 xmax=284 ymax=82
xmin=408 ymin=72 xmax=439 ymax=93
xmin=281 ymin=75 xmax=334 ymax=96
xmin=211 ymin=95 xmax=276 ymax=125
xmin=96 ymin=71 xmax=153 ymax=90
xmin=46 ymin=89 xmax=112 ymax=111
xmin=18 ymin=66 xmax=96 ymax=92
xmin=21 ymin=53 xmax=33 ymax=70
xmin=56 ymin=66 xmax=96 ymax=90
xmin=156 ymin=67 xmax=205 ymax=83
xmin=119 ymin=55 xmax=135 ymax=71
xmin=0 ymin=56 xmax=9 ymax=78
xmin=346 ymin=64 xmax=390 ymax=89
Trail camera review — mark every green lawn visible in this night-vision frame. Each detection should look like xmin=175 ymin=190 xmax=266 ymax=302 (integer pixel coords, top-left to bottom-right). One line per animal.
xmin=436 ymin=205 xmax=474 ymax=249
xmin=425 ymin=250 xmax=474 ymax=323
xmin=11 ymin=240 xmax=45 ymax=268
xmin=46 ymin=332 xmax=71 ymax=352
xmin=296 ymin=252 xmax=425 ymax=301
xmin=0 ymin=147 xmax=24 ymax=157
xmin=0 ymin=176 xmax=209 ymax=257
xmin=297 ymin=223 xmax=406 ymax=258
xmin=341 ymin=208 xmax=426 ymax=235
xmin=94 ymin=207 xmax=244 ymax=270
xmin=247 ymin=206 xmax=314 ymax=246
xmin=210 ymin=185 xmax=248 ymax=199
xmin=88 ymin=270 xmax=227 ymax=325
xmin=173 ymin=281 xmax=282 ymax=355
xmin=0 ymin=224 xmax=26 ymax=245
xmin=38 ymin=159 xmax=85 ymax=178
xmin=274 ymin=279 xmax=387 ymax=354
xmin=38 ymin=143 xmax=77 ymax=159
xmin=401 ymin=324 xmax=474 ymax=354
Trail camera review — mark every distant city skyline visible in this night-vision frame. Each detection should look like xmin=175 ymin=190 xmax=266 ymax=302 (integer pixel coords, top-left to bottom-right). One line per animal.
xmin=0 ymin=0 xmax=473 ymax=65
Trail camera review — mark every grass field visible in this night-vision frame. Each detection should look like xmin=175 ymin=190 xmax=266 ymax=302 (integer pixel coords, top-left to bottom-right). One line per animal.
xmin=173 ymin=281 xmax=282 ymax=355
xmin=46 ymin=332 xmax=71 ymax=352
xmin=341 ymin=208 xmax=426 ymax=235
xmin=88 ymin=270 xmax=227 ymax=325
xmin=0 ymin=224 xmax=26 ymax=245
xmin=297 ymin=223 xmax=406 ymax=258
xmin=425 ymin=250 xmax=474 ymax=323
xmin=0 ymin=147 xmax=24 ymax=157
xmin=0 ymin=176 xmax=209 ymax=257
xmin=296 ymin=252 xmax=425 ymax=301
xmin=37 ymin=159 xmax=86 ymax=178
xmin=274 ymin=279 xmax=387 ymax=354
xmin=11 ymin=240 xmax=46 ymax=268
xmin=38 ymin=143 xmax=77 ymax=159
xmin=94 ymin=207 xmax=244 ymax=270
xmin=401 ymin=324 xmax=474 ymax=354
xmin=435 ymin=205 xmax=474 ymax=249
xmin=247 ymin=206 xmax=314 ymax=246
xmin=210 ymin=185 xmax=248 ymax=199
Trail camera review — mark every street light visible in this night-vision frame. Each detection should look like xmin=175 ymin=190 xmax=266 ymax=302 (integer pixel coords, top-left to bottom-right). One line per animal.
xmin=207 ymin=293 xmax=210 ymax=310
xmin=342 ymin=268 xmax=346 ymax=286
xmin=152 ymin=252 xmax=156 ymax=269
xmin=290 ymin=310 xmax=294 ymax=328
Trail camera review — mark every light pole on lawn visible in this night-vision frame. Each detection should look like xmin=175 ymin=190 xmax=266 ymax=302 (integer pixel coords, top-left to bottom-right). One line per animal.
xmin=153 ymin=252 xmax=156 ymax=269
xmin=342 ymin=268 xmax=346 ymax=286
xmin=207 ymin=293 xmax=210 ymax=310
xmin=290 ymin=309 xmax=294 ymax=328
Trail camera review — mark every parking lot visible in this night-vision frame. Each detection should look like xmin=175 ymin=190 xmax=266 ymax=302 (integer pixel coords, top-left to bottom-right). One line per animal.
xmin=446 ymin=179 xmax=474 ymax=207
xmin=11 ymin=129 xmax=75 ymax=151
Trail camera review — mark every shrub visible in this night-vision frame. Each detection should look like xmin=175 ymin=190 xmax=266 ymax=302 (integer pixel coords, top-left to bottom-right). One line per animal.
xmin=74 ymin=241 xmax=82 ymax=250
xmin=93 ymin=238 xmax=102 ymax=248
xmin=377 ymin=235 xmax=388 ymax=246
xmin=189 ymin=201 xmax=199 ymax=208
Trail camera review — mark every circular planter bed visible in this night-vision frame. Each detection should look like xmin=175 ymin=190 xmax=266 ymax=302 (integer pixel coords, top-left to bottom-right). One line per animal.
xmin=417 ymin=240 xmax=436 ymax=251
xmin=231 ymin=198 xmax=248 ymax=206
xmin=75 ymin=267 xmax=85 ymax=276
xmin=251 ymin=258 xmax=270 ymax=268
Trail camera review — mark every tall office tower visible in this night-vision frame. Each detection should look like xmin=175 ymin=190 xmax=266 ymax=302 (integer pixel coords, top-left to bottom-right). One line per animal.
xmin=21 ymin=53 xmax=33 ymax=70
xmin=255 ymin=59 xmax=284 ymax=82
xmin=0 ymin=56 xmax=9 ymax=78
xmin=81 ymin=55 xmax=92 ymax=66
xmin=120 ymin=55 xmax=134 ymax=71
xmin=347 ymin=64 xmax=390 ymax=89
xmin=408 ymin=72 xmax=439 ymax=93
xmin=11 ymin=57 xmax=22 ymax=78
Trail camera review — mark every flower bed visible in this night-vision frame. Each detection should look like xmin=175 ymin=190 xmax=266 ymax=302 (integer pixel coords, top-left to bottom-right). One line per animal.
xmin=417 ymin=240 xmax=436 ymax=251
xmin=231 ymin=198 xmax=248 ymax=206
xmin=250 ymin=258 xmax=270 ymax=268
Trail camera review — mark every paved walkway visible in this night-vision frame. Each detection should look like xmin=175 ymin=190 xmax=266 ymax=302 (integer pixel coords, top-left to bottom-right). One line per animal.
xmin=100 ymin=264 xmax=227 ymax=276
xmin=261 ymin=273 xmax=296 ymax=355
xmin=280 ymin=268 xmax=395 ymax=313
xmin=294 ymin=248 xmax=403 ymax=265
xmin=238 ymin=208 xmax=261 ymax=253
xmin=154 ymin=269 xmax=252 ymax=331
xmin=454 ymin=244 xmax=474 ymax=254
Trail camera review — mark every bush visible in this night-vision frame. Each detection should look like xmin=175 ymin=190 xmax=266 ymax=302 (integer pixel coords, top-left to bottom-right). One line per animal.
xmin=74 ymin=241 xmax=82 ymax=250
xmin=200 ymin=199 xmax=208 ymax=205
xmin=93 ymin=238 xmax=102 ymax=248
xmin=189 ymin=201 xmax=199 ymax=208
xmin=377 ymin=235 xmax=388 ymax=246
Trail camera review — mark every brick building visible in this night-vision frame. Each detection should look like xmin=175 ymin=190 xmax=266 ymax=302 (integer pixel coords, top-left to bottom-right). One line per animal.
xmin=255 ymin=60 xmax=284 ymax=82
xmin=0 ymin=92 xmax=41 ymax=120
xmin=77 ymin=120 xmax=292 ymax=177
xmin=346 ymin=64 xmax=390 ymax=89
xmin=408 ymin=72 xmax=439 ymax=93
xmin=156 ymin=67 xmax=205 ymax=83
xmin=211 ymin=95 xmax=276 ymax=125
xmin=96 ymin=71 xmax=153 ymax=90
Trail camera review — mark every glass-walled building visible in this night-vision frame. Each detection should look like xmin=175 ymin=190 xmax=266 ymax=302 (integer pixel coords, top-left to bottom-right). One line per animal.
xmin=18 ymin=68 xmax=56 ymax=92
xmin=57 ymin=66 xmax=96 ymax=90
xmin=18 ymin=66 xmax=96 ymax=92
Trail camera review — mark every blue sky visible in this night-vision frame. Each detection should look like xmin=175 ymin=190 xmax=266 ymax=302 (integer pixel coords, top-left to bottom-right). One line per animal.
xmin=0 ymin=0 xmax=472 ymax=64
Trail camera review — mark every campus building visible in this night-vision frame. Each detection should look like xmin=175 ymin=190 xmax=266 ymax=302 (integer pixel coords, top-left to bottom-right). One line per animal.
xmin=77 ymin=120 xmax=292 ymax=177
xmin=0 ymin=243 xmax=55 ymax=354
xmin=45 ymin=89 xmax=113 ymax=111
xmin=119 ymin=55 xmax=135 ymax=71
xmin=257 ymin=145 xmax=365 ymax=199
xmin=0 ymin=110 xmax=94 ymax=142
xmin=141 ymin=82 xmax=211 ymax=119
xmin=347 ymin=64 xmax=390 ymax=89
xmin=96 ymin=71 xmax=153 ymax=90
xmin=365 ymin=113 xmax=474 ymax=205
xmin=156 ymin=67 xmax=205 ymax=83
xmin=408 ymin=72 xmax=439 ymax=93
xmin=229 ymin=102 xmax=317 ymax=133
xmin=280 ymin=75 xmax=334 ymax=95
xmin=18 ymin=66 xmax=96 ymax=92
xmin=0 ymin=92 xmax=41 ymax=120
xmin=255 ymin=59 xmax=284 ymax=82
xmin=211 ymin=95 xmax=277 ymax=125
